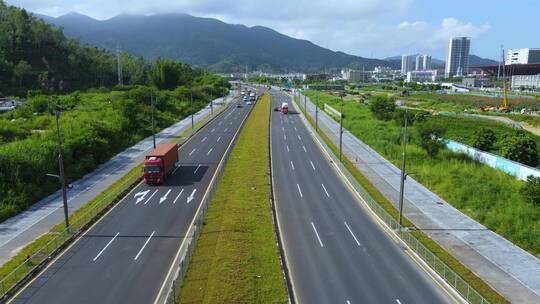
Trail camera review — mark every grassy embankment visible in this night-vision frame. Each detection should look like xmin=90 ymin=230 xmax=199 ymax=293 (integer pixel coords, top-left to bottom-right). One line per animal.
xmin=178 ymin=94 xmax=288 ymax=303
xmin=300 ymin=91 xmax=525 ymax=303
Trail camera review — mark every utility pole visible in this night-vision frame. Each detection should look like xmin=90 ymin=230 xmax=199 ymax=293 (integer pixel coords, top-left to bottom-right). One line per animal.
xmin=54 ymin=110 xmax=70 ymax=231
xmin=210 ymin=87 xmax=214 ymax=116
xmin=398 ymin=110 xmax=409 ymax=230
xmin=315 ymin=93 xmax=319 ymax=132
xmin=190 ymin=89 xmax=194 ymax=130
xmin=339 ymin=94 xmax=344 ymax=162
xmin=116 ymin=43 xmax=123 ymax=86
xmin=151 ymin=94 xmax=156 ymax=149
xmin=304 ymin=92 xmax=307 ymax=111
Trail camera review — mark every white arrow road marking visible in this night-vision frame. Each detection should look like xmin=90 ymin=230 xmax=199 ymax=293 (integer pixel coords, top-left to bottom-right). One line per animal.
xmin=194 ymin=164 xmax=201 ymax=174
xmin=189 ymin=148 xmax=196 ymax=156
xmin=134 ymin=190 xmax=150 ymax=204
xmin=143 ymin=190 xmax=158 ymax=205
xmin=173 ymin=189 xmax=184 ymax=204
xmin=93 ymin=232 xmax=119 ymax=261
xmin=159 ymin=189 xmax=171 ymax=204
xmin=134 ymin=231 xmax=155 ymax=260
xmin=187 ymin=189 xmax=197 ymax=204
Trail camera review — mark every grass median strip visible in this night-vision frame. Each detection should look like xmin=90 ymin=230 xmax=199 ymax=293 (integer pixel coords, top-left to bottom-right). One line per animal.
xmin=295 ymin=96 xmax=508 ymax=304
xmin=178 ymin=94 xmax=288 ymax=303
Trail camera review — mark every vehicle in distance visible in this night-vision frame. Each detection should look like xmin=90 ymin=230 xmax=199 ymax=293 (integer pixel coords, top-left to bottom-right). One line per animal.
xmin=247 ymin=101 xmax=253 ymax=105
xmin=281 ymin=102 xmax=289 ymax=114
xmin=273 ymin=106 xmax=280 ymax=112
xmin=143 ymin=142 xmax=179 ymax=184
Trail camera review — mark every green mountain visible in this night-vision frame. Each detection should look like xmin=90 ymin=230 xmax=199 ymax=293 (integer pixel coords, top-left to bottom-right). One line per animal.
xmin=38 ymin=12 xmax=392 ymax=73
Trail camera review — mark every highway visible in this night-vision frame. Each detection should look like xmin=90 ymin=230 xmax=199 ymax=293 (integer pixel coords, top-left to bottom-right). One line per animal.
xmin=10 ymin=94 xmax=253 ymax=304
xmin=269 ymin=89 xmax=452 ymax=304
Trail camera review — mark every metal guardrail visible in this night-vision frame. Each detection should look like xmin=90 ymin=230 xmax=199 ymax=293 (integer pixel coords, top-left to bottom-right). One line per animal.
xmin=159 ymin=91 xmax=257 ymax=304
xmin=0 ymin=94 xmax=237 ymax=302
xmin=295 ymin=94 xmax=490 ymax=304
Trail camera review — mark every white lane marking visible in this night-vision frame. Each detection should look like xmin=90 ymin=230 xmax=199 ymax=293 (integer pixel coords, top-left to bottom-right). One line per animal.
xmin=211 ymin=128 xmax=216 ymax=132
xmin=187 ymin=189 xmax=197 ymax=203
xmin=297 ymin=135 xmax=302 ymax=141
xmin=282 ymin=126 xmax=284 ymax=132
xmin=284 ymin=134 xmax=287 ymax=140
xmin=229 ymin=121 xmax=233 ymax=125
xmin=201 ymin=136 xmax=207 ymax=142
xmin=217 ymin=136 xmax=222 ymax=142
xmin=189 ymin=148 xmax=196 ymax=156
xmin=310 ymin=161 xmax=316 ymax=170
xmin=290 ymin=161 xmax=295 ymax=171
xmin=194 ymin=164 xmax=201 ymax=174
xmin=396 ymin=300 xmax=402 ymax=304
xmin=218 ymin=121 xmax=223 ymax=125
xmin=344 ymin=221 xmax=361 ymax=247
xmin=286 ymin=145 xmax=290 ymax=152
xmin=347 ymin=301 xmax=351 ymax=304
xmin=321 ymin=184 xmax=330 ymax=198
xmin=143 ymin=190 xmax=158 ymax=205
xmin=296 ymin=183 xmax=303 ymax=198
xmin=311 ymin=222 xmax=324 ymax=247
xmin=207 ymin=147 xmax=213 ymax=155
xmin=224 ymin=127 xmax=229 ymax=132
xmin=172 ymin=165 xmax=180 ymax=175
xmin=294 ymin=126 xmax=297 ymax=131
xmin=173 ymin=189 xmax=184 ymax=204
xmin=302 ymin=145 xmax=307 ymax=152
xmin=93 ymin=232 xmax=119 ymax=261
xmin=159 ymin=189 xmax=172 ymax=204
xmin=134 ymin=231 xmax=155 ymax=260
xmin=134 ymin=190 xmax=150 ymax=204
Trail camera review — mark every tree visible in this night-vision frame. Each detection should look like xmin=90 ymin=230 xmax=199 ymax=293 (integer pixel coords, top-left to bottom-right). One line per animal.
xmin=500 ymin=131 xmax=538 ymax=167
xmin=13 ymin=60 xmax=31 ymax=87
xmin=521 ymin=175 xmax=540 ymax=206
xmin=472 ymin=127 xmax=497 ymax=151
xmin=416 ymin=121 xmax=446 ymax=157
xmin=369 ymin=95 xmax=395 ymax=121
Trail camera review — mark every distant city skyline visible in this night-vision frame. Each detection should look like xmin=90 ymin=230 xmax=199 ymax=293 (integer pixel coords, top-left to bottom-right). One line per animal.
xmin=6 ymin=0 xmax=537 ymax=60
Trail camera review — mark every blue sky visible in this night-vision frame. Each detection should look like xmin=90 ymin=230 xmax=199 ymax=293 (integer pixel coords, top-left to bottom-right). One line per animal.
xmin=6 ymin=0 xmax=538 ymax=60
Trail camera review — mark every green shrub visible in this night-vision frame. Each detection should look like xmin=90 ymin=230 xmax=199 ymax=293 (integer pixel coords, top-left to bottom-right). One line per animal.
xmin=521 ymin=176 xmax=540 ymax=206
xmin=472 ymin=127 xmax=497 ymax=151
xmin=500 ymin=131 xmax=538 ymax=167
xmin=416 ymin=121 xmax=447 ymax=157
xmin=369 ymin=95 xmax=395 ymax=121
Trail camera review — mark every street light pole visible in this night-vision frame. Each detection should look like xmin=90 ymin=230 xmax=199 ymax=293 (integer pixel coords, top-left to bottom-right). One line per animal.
xmin=151 ymin=94 xmax=156 ymax=149
xmin=190 ymin=89 xmax=194 ymax=130
xmin=315 ymin=93 xmax=319 ymax=132
xmin=54 ymin=110 xmax=70 ymax=231
xmin=398 ymin=110 xmax=409 ymax=230
xmin=339 ymin=94 xmax=344 ymax=162
xmin=210 ymin=87 xmax=214 ymax=116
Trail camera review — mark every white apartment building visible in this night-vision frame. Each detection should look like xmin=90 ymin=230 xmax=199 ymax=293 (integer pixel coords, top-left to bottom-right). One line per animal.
xmin=506 ymin=48 xmax=540 ymax=65
xmin=445 ymin=37 xmax=471 ymax=77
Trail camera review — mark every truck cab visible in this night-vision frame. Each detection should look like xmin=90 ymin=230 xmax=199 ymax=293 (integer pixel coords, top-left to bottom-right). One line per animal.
xmin=281 ymin=102 xmax=289 ymax=114
xmin=144 ymin=157 xmax=165 ymax=184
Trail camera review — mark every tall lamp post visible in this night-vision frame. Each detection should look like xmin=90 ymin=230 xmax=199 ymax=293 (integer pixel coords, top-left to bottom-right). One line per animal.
xmin=210 ymin=87 xmax=214 ymax=116
xmin=47 ymin=110 xmax=70 ymax=232
xmin=398 ymin=110 xmax=409 ymax=230
xmin=190 ymin=89 xmax=194 ymax=130
xmin=315 ymin=93 xmax=319 ymax=132
xmin=339 ymin=94 xmax=344 ymax=162
xmin=151 ymin=93 xmax=156 ymax=149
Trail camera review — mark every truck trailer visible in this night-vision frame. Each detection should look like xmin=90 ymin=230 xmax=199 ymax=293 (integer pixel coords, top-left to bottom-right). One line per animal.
xmin=143 ymin=143 xmax=179 ymax=184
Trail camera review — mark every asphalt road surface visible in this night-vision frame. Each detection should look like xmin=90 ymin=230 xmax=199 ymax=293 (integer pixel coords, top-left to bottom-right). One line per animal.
xmin=270 ymin=89 xmax=452 ymax=304
xmin=10 ymin=94 xmax=255 ymax=304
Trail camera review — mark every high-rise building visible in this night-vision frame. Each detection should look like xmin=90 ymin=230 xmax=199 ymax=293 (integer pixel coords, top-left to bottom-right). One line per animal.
xmin=401 ymin=55 xmax=414 ymax=74
xmin=415 ymin=55 xmax=432 ymax=71
xmin=445 ymin=37 xmax=471 ymax=77
xmin=506 ymin=48 xmax=540 ymax=65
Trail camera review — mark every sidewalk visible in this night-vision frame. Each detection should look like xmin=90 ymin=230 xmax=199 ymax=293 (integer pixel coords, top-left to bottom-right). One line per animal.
xmin=0 ymin=93 xmax=236 ymax=265
xmin=301 ymin=94 xmax=540 ymax=303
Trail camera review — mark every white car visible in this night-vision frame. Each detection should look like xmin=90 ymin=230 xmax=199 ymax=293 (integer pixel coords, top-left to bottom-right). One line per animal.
xmin=247 ymin=101 xmax=253 ymax=105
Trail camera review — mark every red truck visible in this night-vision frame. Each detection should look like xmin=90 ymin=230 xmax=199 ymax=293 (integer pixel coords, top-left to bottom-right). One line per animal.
xmin=281 ymin=102 xmax=289 ymax=114
xmin=143 ymin=143 xmax=179 ymax=184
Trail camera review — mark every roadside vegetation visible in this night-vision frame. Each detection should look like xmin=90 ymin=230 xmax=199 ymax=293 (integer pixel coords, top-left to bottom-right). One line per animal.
xmin=179 ymin=94 xmax=288 ymax=303
xmin=304 ymin=90 xmax=540 ymax=260
xmin=295 ymin=94 xmax=509 ymax=304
